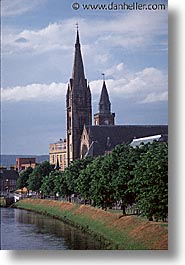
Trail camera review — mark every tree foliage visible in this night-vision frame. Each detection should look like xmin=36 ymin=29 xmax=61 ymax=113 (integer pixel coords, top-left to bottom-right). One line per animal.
xmin=111 ymin=145 xmax=141 ymax=213
xmin=24 ymin=142 xmax=168 ymax=221
xmin=16 ymin=166 xmax=33 ymax=190
xmin=27 ymin=161 xmax=54 ymax=192
xmin=63 ymin=157 xmax=93 ymax=197
xmin=128 ymin=142 xmax=168 ymax=221
xmin=53 ymin=171 xmax=69 ymax=198
xmin=89 ymin=155 xmax=117 ymax=209
xmin=40 ymin=171 xmax=57 ymax=196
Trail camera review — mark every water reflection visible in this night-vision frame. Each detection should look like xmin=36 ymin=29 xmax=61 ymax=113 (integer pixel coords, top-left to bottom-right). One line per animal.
xmin=1 ymin=208 xmax=105 ymax=250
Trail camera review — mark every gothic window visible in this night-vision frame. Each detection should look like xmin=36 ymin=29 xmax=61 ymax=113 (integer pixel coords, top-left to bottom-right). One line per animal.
xmin=82 ymin=145 xmax=88 ymax=158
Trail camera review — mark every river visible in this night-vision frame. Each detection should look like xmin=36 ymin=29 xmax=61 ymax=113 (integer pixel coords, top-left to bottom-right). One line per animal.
xmin=0 ymin=208 xmax=105 ymax=250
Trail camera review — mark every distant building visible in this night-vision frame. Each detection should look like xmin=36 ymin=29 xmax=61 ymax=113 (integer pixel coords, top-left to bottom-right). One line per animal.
xmin=16 ymin=157 xmax=36 ymax=173
xmin=49 ymin=139 xmax=67 ymax=171
xmin=0 ymin=168 xmax=19 ymax=195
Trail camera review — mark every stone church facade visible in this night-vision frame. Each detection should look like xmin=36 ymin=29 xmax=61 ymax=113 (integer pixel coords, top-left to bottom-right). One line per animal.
xmin=66 ymin=29 xmax=168 ymax=166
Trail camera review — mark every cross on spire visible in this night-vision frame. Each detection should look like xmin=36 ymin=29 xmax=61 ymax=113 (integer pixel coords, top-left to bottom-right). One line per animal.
xmin=75 ymin=23 xmax=80 ymax=46
xmin=102 ymin=73 xmax=105 ymax=81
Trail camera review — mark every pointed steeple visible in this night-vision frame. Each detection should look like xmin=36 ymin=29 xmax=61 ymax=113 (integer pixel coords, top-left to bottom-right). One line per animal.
xmin=75 ymin=28 xmax=80 ymax=46
xmin=72 ymin=28 xmax=85 ymax=84
xmin=94 ymin=79 xmax=115 ymax=126
xmin=99 ymin=81 xmax=111 ymax=114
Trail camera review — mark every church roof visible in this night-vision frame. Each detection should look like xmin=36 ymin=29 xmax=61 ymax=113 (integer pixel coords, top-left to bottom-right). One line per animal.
xmin=84 ymin=141 xmax=102 ymax=158
xmin=85 ymin=125 xmax=168 ymax=156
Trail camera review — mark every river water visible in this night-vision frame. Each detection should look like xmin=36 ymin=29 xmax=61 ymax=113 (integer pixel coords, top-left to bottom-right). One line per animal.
xmin=0 ymin=208 xmax=105 ymax=250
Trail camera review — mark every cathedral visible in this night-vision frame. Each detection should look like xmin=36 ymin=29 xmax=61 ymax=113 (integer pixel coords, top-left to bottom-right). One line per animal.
xmin=65 ymin=29 xmax=168 ymax=166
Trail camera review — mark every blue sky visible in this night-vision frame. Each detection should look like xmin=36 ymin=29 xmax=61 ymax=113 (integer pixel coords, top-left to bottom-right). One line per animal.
xmin=1 ymin=0 xmax=168 ymax=155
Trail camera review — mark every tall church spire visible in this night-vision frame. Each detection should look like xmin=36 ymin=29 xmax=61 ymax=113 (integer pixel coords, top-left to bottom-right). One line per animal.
xmin=75 ymin=28 xmax=80 ymax=45
xmin=66 ymin=27 xmax=92 ymax=165
xmin=72 ymin=28 xmax=85 ymax=84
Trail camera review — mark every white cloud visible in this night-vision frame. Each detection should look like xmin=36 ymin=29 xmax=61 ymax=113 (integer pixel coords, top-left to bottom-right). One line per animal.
xmin=104 ymin=63 xmax=131 ymax=79
xmin=2 ymin=9 xmax=167 ymax=104
xmin=2 ymin=11 xmax=168 ymax=88
xmin=1 ymin=66 xmax=167 ymax=104
xmin=2 ymin=22 xmax=72 ymax=55
xmin=2 ymin=9 xmax=167 ymax=56
xmin=1 ymin=0 xmax=44 ymax=17
xmin=1 ymin=82 xmax=67 ymax=102
xmin=140 ymin=91 xmax=168 ymax=103
xmin=90 ymin=66 xmax=168 ymax=104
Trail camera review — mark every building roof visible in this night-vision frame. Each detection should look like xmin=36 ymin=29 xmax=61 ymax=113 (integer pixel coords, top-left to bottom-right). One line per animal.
xmin=0 ymin=169 xmax=19 ymax=180
xmin=16 ymin=157 xmax=36 ymax=163
xmin=84 ymin=141 xmax=103 ymax=158
xmin=85 ymin=125 xmax=168 ymax=156
xmin=130 ymin=134 xmax=168 ymax=147
xmin=50 ymin=138 xmax=66 ymax=145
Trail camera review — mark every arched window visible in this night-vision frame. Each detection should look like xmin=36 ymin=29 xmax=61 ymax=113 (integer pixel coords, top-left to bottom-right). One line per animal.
xmin=81 ymin=145 xmax=88 ymax=158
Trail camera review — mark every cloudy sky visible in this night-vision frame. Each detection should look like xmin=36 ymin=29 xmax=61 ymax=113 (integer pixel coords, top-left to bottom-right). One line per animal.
xmin=1 ymin=0 xmax=168 ymax=155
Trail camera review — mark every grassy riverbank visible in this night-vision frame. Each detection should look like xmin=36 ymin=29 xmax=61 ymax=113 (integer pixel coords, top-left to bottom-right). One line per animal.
xmin=14 ymin=198 xmax=168 ymax=250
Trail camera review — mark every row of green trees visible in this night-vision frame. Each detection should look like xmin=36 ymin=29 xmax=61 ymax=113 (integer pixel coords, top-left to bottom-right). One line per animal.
xmin=16 ymin=142 xmax=168 ymax=221
xmin=16 ymin=161 xmax=54 ymax=194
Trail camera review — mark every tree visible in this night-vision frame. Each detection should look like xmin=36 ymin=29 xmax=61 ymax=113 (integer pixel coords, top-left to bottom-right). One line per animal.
xmin=128 ymin=142 xmax=168 ymax=221
xmin=27 ymin=161 xmax=54 ymax=193
xmin=89 ymin=155 xmax=116 ymax=210
xmin=40 ymin=171 xmax=57 ymax=197
xmin=64 ymin=157 xmax=93 ymax=200
xmin=53 ymin=171 xmax=69 ymax=198
xmin=111 ymin=144 xmax=142 ymax=214
xmin=16 ymin=166 xmax=33 ymax=191
xmin=77 ymin=163 xmax=94 ymax=203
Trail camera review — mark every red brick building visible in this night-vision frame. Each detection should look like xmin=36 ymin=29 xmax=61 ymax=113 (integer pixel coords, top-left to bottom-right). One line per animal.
xmin=16 ymin=158 xmax=36 ymax=172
